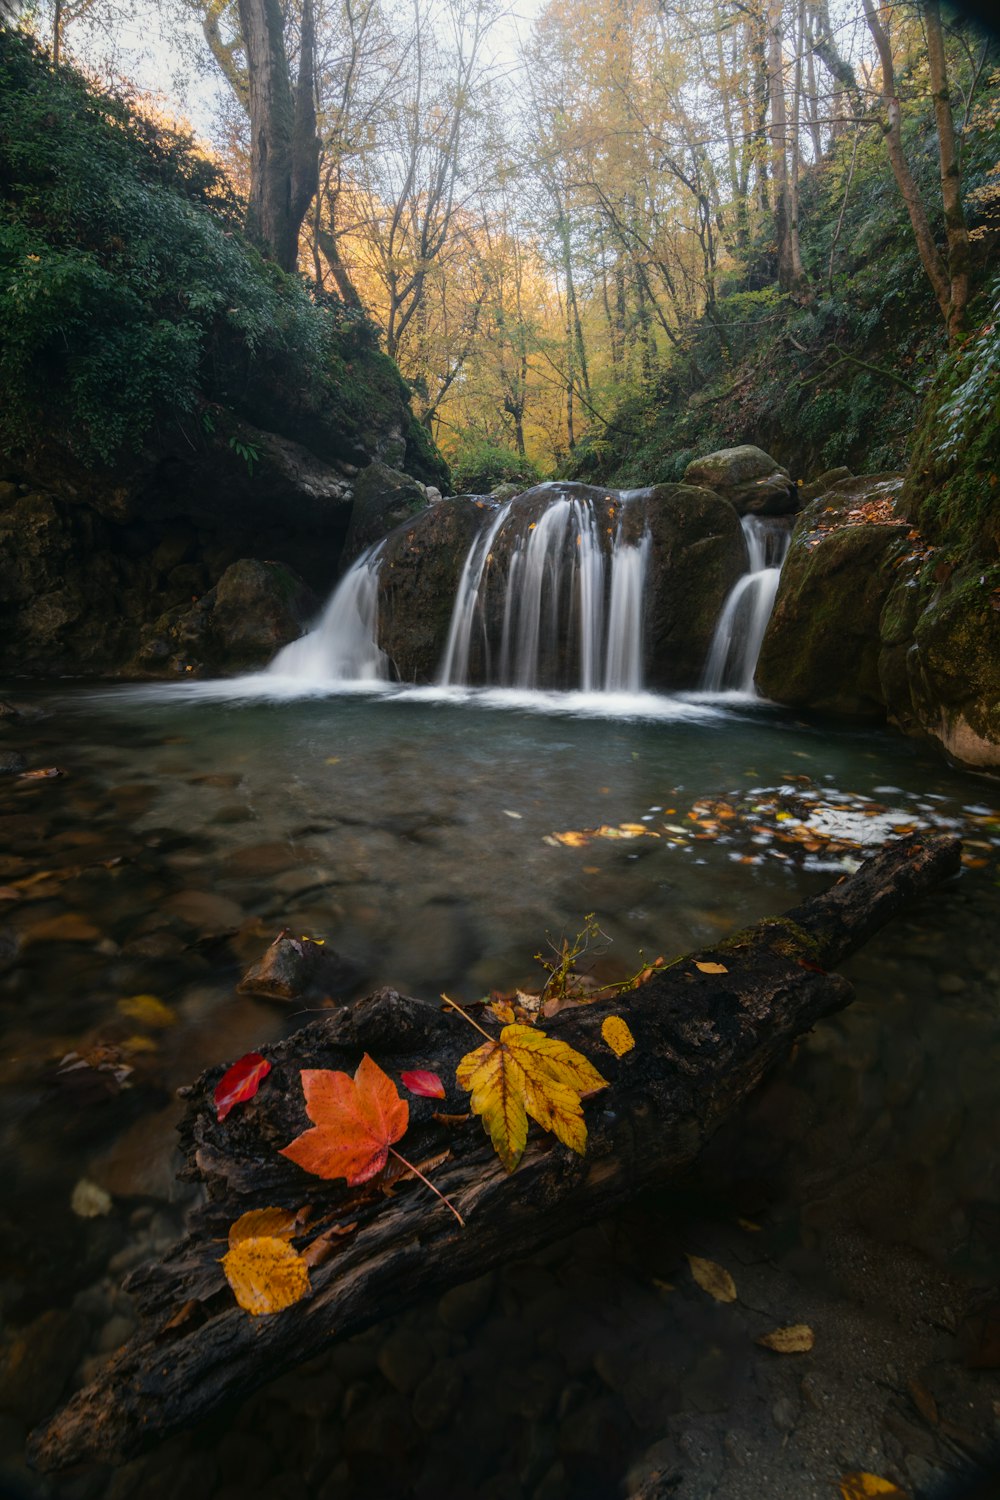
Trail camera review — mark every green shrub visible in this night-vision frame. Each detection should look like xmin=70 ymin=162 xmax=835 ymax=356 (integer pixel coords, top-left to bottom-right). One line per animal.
xmin=450 ymin=439 xmax=542 ymax=494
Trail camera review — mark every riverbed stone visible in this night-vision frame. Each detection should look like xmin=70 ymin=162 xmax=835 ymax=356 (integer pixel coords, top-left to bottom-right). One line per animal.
xmin=237 ymin=931 xmax=361 ymax=1001
xmin=0 ymin=1308 xmax=89 ymax=1424
xmin=437 ymin=1272 xmax=495 ymax=1333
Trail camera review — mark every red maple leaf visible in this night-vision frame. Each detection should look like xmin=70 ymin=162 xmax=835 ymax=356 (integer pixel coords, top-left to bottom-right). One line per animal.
xmin=280 ymin=1054 xmax=409 ymax=1184
xmin=215 ymin=1053 xmax=272 ymax=1122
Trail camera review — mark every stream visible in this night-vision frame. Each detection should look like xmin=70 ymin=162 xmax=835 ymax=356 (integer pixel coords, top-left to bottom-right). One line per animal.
xmin=1 ymin=682 xmax=998 ymax=1499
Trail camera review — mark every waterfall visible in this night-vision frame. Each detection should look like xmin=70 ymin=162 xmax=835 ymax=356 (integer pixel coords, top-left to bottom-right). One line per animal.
xmin=437 ymin=489 xmax=650 ymax=692
xmin=268 ymin=543 xmax=389 ymax=683
xmin=701 ymin=516 xmax=791 ymax=693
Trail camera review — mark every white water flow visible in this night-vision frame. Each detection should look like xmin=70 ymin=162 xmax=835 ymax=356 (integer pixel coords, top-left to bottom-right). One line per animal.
xmin=438 ymin=494 xmax=650 ymax=691
xmin=702 ymin=516 xmax=791 ymax=693
xmin=268 ymin=543 xmax=388 ymax=682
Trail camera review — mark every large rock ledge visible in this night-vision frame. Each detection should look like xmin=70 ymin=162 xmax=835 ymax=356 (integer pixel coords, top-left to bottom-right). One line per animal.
xmin=0 ymin=439 xmax=439 ymax=679
xmin=757 ymin=475 xmax=1000 ymax=771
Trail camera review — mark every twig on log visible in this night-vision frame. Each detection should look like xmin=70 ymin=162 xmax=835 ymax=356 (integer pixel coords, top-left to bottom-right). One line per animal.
xmin=29 ymin=834 xmax=961 ymax=1472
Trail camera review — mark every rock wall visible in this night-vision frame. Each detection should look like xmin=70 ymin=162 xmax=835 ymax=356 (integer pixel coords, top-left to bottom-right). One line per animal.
xmin=757 ymin=475 xmax=1000 ymax=772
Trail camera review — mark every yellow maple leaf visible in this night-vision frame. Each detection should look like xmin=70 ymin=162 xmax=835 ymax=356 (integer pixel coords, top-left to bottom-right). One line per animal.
xmin=456 ymin=1023 xmax=608 ymax=1172
xmin=222 ymin=1234 xmax=310 ymax=1315
xmin=601 ymin=1015 xmax=636 ymax=1056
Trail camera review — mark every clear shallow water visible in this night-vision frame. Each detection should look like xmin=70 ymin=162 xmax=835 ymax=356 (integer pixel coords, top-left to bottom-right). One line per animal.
xmin=1 ymin=684 xmax=999 ymax=1499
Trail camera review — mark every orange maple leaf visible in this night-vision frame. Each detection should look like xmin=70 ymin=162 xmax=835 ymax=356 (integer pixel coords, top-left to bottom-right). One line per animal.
xmin=281 ymin=1053 xmax=409 ymax=1185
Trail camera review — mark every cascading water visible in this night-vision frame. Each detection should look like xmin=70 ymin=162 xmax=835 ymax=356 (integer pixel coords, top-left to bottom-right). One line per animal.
xmin=268 ymin=543 xmax=388 ymax=683
xmin=701 ymin=515 xmax=791 ymax=693
xmin=438 ymin=488 xmax=650 ymax=692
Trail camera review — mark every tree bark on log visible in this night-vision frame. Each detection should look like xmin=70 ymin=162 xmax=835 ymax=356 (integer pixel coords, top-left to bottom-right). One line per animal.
xmin=30 ymin=834 xmax=961 ymax=1472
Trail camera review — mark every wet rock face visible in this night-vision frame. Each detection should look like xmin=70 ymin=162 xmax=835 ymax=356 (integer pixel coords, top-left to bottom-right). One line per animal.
xmin=132 ymin=559 xmax=318 ymax=676
xmin=377 ymin=497 xmax=488 ymax=682
xmin=344 ymin=462 xmax=430 ymax=564
xmin=640 ymin=483 xmax=748 ymax=690
xmin=375 ymin=481 xmax=745 ymax=690
xmin=683 ymin=446 xmax=799 ymax=516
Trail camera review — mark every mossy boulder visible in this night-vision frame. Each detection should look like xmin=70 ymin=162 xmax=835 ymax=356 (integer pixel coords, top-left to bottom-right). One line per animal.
xmin=344 ymin=462 xmax=430 ymax=563
xmin=133 ymin=559 xmax=317 ymax=676
xmin=890 ymin=567 xmax=1000 ymax=769
xmin=756 ymin=476 xmax=909 ymax=714
xmin=682 ymin=445 xmax=798 ymax=516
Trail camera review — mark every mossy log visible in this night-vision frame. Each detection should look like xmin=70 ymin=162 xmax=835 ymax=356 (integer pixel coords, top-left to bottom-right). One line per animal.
xmin=30 ymin=834 xmax=962 ymax=1472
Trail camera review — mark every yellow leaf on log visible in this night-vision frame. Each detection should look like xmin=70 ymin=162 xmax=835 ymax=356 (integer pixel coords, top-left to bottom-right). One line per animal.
xmin=228 ymin=1207 xmax=298 ymax=1248
xmin=456 ymin=1023 xmax=608 ymax=1173
xmin=838 ymin=1475 xmax=908 ymax=1499
xmin=694 ymin=961 xmax=729 ymax=975
xmin=222 ymin=1235 xmax=310 ymax=1315
xmin=601 ymin=1015 xmax=636 ymax=1056
xmin=756 ymin=1323 xmax=814 ymax=1353
xmin=687 ymin=1254 xmax=737 ymax=1303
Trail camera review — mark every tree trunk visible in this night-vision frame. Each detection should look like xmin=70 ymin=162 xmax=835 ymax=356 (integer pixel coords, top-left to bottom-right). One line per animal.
xmin=862 ymin=0 xmax=953 ymax=332
xmin=29 ymin=835 xmax=961 ymax=1473
xmin=238 ymin=0 xmax=319 ymax=272
xmin=925 ymin=0 xmax=970 ymax=341
xmin=768 ymin=0 xmax=808 ymax=296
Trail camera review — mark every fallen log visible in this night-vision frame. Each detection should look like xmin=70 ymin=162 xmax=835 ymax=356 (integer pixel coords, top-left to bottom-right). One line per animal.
xmin=30 ymin=833 xmax=961 ymax=1471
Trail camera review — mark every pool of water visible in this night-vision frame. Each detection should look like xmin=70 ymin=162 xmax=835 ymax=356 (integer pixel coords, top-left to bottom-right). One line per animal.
xmin=1 ymin=682 xmax=998 ymax=1499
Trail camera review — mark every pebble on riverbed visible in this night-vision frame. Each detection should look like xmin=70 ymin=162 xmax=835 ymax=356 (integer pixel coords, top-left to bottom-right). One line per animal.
xmin=237 ymin=931 xmax=362 ymax=1002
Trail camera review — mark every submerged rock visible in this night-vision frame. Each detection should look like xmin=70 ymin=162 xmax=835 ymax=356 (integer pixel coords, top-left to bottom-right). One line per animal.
xmin=683 ymin=445 xmax=799 ymax=516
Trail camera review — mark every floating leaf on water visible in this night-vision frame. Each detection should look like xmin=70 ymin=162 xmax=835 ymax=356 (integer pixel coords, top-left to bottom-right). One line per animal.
xmin=503 ymin=810 xmax=523 ymax=819
xmin=687 ymin=1254 xmax=737 ymax=1303
xmin=214 ymin=1052 xmax=272 ymax=1122
xmin=118 ymin=994 xmax=177 ymax=1029
xmin=694 ymin=961 xmax=729 ymax=975
xmin=18 ymin=766 xmax=63 ymax=780
xmin=553 ymin=830 xmax=589 ymax=847
xmin=401 ymin=1069 xmax=446 ymax=1099
xmin=222 ymin=1235 xmax=310 ymax=1316
xmin=601 ymin=1015 xmax=636 ymax=1056
xmin=756 ymin=1323 xmax=814 ymax=1353
xmin=838 ymin=1476 xmax=907 ymax=1499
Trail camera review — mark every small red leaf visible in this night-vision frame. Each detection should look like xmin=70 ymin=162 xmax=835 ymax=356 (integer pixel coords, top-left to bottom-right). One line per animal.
xmin=215 ymin=1052 xmax=272 ymax=1122
xmin=401 ymin=1069 xmax=446 ymax=1099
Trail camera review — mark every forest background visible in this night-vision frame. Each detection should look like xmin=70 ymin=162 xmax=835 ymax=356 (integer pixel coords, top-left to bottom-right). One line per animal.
xmin=5 ymin=0 xmax=1000 ymax=495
